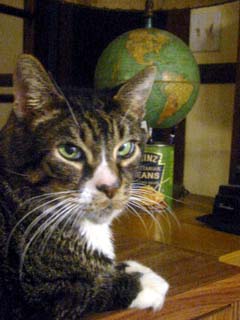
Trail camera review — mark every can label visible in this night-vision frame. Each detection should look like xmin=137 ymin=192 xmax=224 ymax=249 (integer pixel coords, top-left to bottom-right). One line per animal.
xmin=136 ymin=144 xmax=174 ymax=208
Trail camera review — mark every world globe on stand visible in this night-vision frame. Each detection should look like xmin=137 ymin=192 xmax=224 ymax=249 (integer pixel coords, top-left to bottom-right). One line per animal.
xmin=94 ymin=28 xmax=200 ymax=128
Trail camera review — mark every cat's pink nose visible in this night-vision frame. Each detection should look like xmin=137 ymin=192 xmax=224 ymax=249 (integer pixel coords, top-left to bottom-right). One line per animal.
xmin=96 ymin=181 xmax=120 ymax=199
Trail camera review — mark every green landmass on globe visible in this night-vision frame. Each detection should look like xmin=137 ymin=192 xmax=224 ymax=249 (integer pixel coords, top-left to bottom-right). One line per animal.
xmin=94 ymin=28 xmax=200 ymax=128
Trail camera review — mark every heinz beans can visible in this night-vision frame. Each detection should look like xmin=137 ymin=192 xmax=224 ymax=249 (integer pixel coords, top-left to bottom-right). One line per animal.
xmin=136 ymin=143 xmax=174 ymax=208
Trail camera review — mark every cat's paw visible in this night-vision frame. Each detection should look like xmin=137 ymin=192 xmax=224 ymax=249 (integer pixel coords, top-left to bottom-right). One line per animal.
xmin=125 ymin=260 xmax=169 ymax=311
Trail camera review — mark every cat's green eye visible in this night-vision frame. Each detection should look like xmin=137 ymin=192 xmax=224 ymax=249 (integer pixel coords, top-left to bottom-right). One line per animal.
xmin=117 ymin=142 xmax=136 ymax=159
xmin=58 ymin=144 xmax=82 ymax=161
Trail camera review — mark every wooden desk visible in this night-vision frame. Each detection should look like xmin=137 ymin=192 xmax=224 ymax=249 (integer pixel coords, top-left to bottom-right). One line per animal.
xmin=95 ymin=194 xmax=240 ymax=320
xmin=87 ymin=239 xmax=240 ymax=320
xmin=113 ymin=194 xmax=240 ymax=257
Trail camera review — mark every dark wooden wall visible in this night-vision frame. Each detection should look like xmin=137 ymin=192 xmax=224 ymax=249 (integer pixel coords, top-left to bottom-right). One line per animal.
xmin=229 ymin=11 xmax=240 ymax=185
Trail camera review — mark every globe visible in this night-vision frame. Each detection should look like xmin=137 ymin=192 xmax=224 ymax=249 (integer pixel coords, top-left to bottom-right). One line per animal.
xmin=94 ymin=28 xmax=200 ymax=128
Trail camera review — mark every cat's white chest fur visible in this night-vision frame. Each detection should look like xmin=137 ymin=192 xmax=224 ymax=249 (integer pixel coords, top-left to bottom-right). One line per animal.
xmin=79 ymin=220 xmax=115 ymax=260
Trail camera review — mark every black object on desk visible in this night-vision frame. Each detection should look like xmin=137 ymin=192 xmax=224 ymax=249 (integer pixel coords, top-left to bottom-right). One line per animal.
xmin=197 ymin=185 xmax=240 ymax=235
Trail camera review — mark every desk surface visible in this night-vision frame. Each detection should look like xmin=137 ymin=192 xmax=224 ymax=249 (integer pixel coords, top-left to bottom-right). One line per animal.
xmin=87 ymin=239 xmax=240 ymax=320
xmin=113 ymin=194 xmax=240 ymax=257
xmin=86 ymin=195 xmax=240 ymax=319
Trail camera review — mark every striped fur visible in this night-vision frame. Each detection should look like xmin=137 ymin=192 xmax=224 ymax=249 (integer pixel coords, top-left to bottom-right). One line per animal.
xmin=0 ymin=55 xmax=168 ymax=319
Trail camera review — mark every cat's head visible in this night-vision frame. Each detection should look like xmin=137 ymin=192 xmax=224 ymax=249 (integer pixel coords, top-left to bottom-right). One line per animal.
xmin=10 ymin=54 xmax=156 ymax=224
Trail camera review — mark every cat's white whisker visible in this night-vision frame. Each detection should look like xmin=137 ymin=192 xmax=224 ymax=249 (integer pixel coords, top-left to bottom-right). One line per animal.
xmin=69 ymin=205 xmax=87 ymax=230
xmin=131 ymin=195 xmax=171 ymax=234
xmin=58 ymin=202 xmax=87 ymax=237
xmin=59 ymin=206 xmax=87 ymax=248
xmin=20 ymin=201 xmax=77 ymax=277
xmin=128 ymin=197 xmax=164 ymax=239
xmin=62 ymin=203 xmax=84 ymax=228
xmin=39 ymin=203 xmax=79 ymax=255
xmin=127 ymin=200 xmax=155 ymax=236
xmin=22 ymin=200 xmax=68 ymax=255
xmin=125 ymin=202 xmax=149 ymax=235
xmin=22 ymin=198 xmax=72 ymax=243
xmin=130 ymin=185 xmax=180 ymax=227
xmin=162 ymin=204 xmax=180 ymax=228
xmin=6 ymin=194 xmax=71 ymax=252
xmin=29 ymin=200 xmax=86 ymax=258
xmin=21 ymin=190 xmax=80 ymax=210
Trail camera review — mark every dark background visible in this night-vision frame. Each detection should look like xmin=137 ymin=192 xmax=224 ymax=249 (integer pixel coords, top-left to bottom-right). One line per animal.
xmin=34 ymin=1 xmax=169 ymax=87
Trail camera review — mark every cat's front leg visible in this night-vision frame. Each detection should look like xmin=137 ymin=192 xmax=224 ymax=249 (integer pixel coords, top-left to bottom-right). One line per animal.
xmin=124 ymin=260 xmax=169 ymax=311
xmin=50 ymin=261 xmax=168 ymax=318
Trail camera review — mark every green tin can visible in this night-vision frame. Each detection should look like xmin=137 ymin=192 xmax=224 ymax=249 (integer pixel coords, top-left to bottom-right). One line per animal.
xmin=136 ymin=143 xmax=174 ymax=208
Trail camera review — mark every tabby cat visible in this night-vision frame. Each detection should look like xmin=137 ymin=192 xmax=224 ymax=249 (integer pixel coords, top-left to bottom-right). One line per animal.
xmin=0 ymin=55 xmax=169 ymax=319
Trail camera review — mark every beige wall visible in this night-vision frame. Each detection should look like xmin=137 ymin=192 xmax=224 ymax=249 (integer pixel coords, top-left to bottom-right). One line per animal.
xmin=191 ymin=1 xmax=239 ymax=64
xmin=0 ymin=0 xmax=23 ymax=8
xmin=184 ymin=1 xmax=239 ymax=197
xmin=64 ymin=0 xmax=234 ymax=11
xmin=184 ymin=84 xmax=235 ymax=196
xmin=0 ymin=0 xmax=24 ymax=128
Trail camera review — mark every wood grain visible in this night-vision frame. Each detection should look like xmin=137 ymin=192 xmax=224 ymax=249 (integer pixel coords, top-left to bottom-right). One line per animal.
xmin=113 ymin=195 xmax=240 ymax=257
xmin=202 ymin=302 xmax=240 ymax=320
xmin=219 ymin=250 xmax=240 ymax=267
xmin=104 ymin=195 xmax=240 ymax=320
xmin=86 ymin=239 xmax=240 ymax=320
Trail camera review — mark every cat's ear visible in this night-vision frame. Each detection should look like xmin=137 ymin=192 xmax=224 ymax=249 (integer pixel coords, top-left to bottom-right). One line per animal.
xmin=13 ymin=54 xmax=61 ymax=119
xmin=113 ymin=66 xmax=156 ymax=120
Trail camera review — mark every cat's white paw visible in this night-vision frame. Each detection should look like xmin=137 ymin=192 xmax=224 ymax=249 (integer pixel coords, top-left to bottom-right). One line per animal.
xmin=125 ymin=260 xmax=169 ymax=311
